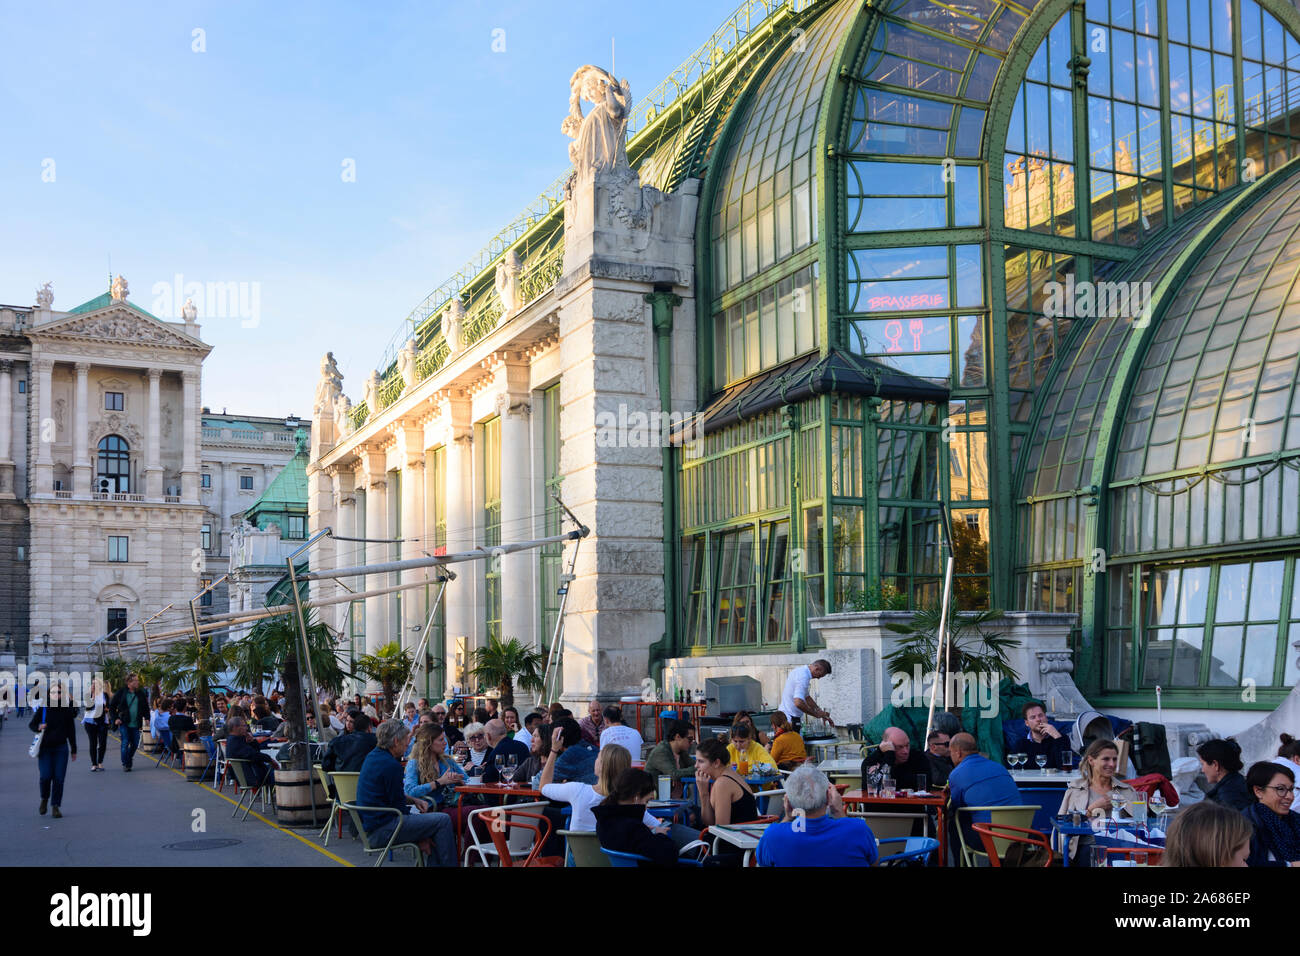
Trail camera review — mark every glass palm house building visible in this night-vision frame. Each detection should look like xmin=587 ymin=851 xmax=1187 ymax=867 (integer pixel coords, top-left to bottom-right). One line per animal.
xmin=312 ymin=0 xmax=1300 ymax=737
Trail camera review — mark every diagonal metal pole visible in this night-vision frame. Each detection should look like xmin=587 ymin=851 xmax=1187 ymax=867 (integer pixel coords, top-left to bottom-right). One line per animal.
xmin=394 ymin=573 xmax=452 ymax=714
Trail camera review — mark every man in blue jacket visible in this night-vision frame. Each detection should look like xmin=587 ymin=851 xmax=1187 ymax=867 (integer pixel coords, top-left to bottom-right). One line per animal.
xmin=756 ymin=765 xmax=878 ymax=866
xmin=481 ymin=718 xmax=531 ymax=783
xmin=946 ymin=732 xmax=1022 ymax=862
xmin=356 ymin=720 xmax=455 ymax=866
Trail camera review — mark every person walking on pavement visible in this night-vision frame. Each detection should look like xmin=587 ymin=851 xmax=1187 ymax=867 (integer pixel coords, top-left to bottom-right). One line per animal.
xmin=31 ymin=678 xmax=78 ymax=817
xmin=110 ymin=673 xmax=150 ymax=771
xmin=82 ymin=678 xmax=112 ymax=772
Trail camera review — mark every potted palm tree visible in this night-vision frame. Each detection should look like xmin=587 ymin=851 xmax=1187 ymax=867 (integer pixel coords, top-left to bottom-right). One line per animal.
xmin=882 ymin=604 xmax=1020 ymax=716
xmin=156 ymin=635 xmax=235 ymax=780
xmin=227 ymin=612 xmax=344 ymax=826
xmin=354 ymin=641 xmax=414 ymax=717
xmin=470 ymin=636 xmax=545 ymax=709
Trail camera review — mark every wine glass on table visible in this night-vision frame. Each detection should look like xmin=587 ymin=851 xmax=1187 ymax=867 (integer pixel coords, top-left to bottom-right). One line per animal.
xmin=495 ymin=754 xmax=511 ymax=787
xmin=1149 ymin=789 xmax=1166 ymax=828
xmin=506 ymin=754 xmax=518 ymax=785
xmin=1036 ymin=754 xmax=1047 ymax=774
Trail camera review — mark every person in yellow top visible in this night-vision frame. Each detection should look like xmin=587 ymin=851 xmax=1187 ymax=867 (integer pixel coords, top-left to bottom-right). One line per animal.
xmin=726 ymin=723 xmax=776 ymax=770
xmin=767 ymin=710 xmax=808 ymax=769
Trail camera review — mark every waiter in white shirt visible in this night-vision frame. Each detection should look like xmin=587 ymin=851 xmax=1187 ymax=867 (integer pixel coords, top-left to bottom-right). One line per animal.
xmin=779 ymin=659 xmax=834 ymax=732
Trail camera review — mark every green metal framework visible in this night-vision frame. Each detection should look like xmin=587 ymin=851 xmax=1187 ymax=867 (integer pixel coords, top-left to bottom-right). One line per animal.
xmin=480 ymin=416 xmax=502 ymax=644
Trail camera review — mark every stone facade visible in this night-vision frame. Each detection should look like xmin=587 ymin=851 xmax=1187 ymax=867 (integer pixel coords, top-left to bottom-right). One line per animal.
xmin=310 ymin=146 xmax=697 ymax=705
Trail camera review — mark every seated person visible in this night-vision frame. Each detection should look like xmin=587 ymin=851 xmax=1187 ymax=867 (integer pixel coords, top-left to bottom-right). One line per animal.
xmin=645 ymin=719 xmax=696 ymax=787
xmin=167 ymin=704 xmax=197 ymax=754
xmin=152 ymin=699 xmax=173 ymax=755
xmin=539 ymin=741 xmax=682 ymax=836
xmin=452 ymin=722 xmax=492 ymax=778
xmin=947 ymin=732 xmax=1022 ymax=857
xmin=598 ymin=706 xmax=645 ymax=758
xmin=320 ymin=710 xmax=377 ymax=776
xmin=726 ymin=723 xmax=776 ymax=770
xmin=512 ymin=721 xmax=552 ymax=783
xmin=1197 ymin=739 xmax=1250 ymax=812
xmin=731 ymin=711 xmax=769 ymax=747
xmin=313 ymin=705 xmax=338 ymax=743
xmin=755 ymin=765 xmax=877 ymax=867
xmin=767 ymin=711 xmax=807 ymax=770
xmin=695 ymin=737 xmax=759 ymax=828
xmin=224 ymin=716 xmax=278 ymax=787
xmin=357 ymin=720 xmax=456 ymax=867
xmin=593 ymin=768 xmax=696 ymax=867
xmin=1161 ymin=800 xmax=1252 ymax=867
xmin=403 ymin=722 xmax=470 ymax=837
xmin=925 ymin=730 xmax=954 ymax=787
xmin=516 ymin=711 xmax=544 ymax=749
xmin=862 ymin=726 xmax=932 ymax=790
xmin=1243 ymin=761 xmax=1300 ymax=867
xmin=551 ymin=718 xmax=598 ymax=785
xmin=403 ymin=711 xmax=438 ymax=758
xmin=482 ymin=718 xmax=531 ymax=783
xmin=1019 ymin=701 xmax=1075 ymax=770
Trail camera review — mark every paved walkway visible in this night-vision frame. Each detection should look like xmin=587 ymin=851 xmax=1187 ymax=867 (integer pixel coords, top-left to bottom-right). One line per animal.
xmin=0 ymin=717 xmax=406 ymax=867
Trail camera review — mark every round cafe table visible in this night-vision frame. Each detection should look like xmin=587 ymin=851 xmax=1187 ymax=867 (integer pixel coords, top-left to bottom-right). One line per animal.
xmin=842 ymin=788 xmax=947 ymax=866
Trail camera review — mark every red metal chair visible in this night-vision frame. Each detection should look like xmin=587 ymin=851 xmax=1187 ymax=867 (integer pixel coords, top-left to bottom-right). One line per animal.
xmin=1104 ymin=846 xmax=1163 ymax=865
xmin=486 ymin=810 xmax=564 ymax=867
xmin=971 ymin=822 xmax=1054 ymax=867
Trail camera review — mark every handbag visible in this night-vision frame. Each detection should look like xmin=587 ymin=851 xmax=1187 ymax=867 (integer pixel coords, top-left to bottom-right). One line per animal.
xmin=28 ymin=707 xmax=45 ymax=758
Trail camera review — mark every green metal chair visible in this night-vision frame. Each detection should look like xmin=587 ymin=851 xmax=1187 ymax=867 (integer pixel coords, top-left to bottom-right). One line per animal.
xmin=337 ymin=801 xmax=425 ymax=867
xmin=558 ymin=829 xmax=611 ymax=867
xmin=955 ymin=805 xmax=1039 ymax=866
xmin=227 ymin=759 xmax=274 ymax=821
xmin=317 ymin=770 xmax=360 ymax=845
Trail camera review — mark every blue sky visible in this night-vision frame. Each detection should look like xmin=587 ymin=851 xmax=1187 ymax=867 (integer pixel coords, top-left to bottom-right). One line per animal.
xmin=0 ymin=0 xmax=737 ymax=417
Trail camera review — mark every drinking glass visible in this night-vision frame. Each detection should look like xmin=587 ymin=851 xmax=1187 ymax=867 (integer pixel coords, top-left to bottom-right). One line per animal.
xmin=1149 ymin=790 xmax=1166 ymax=828
xmin=1036 ymin=755 xmax=1047 ymax=773
xmin=507 ymin=754 xmax=518 ymax=782
xmin=882 ymin=778 xmax=897 ymax=799
xmin=1060 ymin=751 xmax=1074 ymax=772
xmin=1007 ymin=752 xmax=1018 ymax=770
xmin=1091 ymin=845 xmax=1109 ymax=868
xmin=914 ymin=773 xmax=928 ymax=793
xmin=1129 ymin=797 xmax=1148 ymax=826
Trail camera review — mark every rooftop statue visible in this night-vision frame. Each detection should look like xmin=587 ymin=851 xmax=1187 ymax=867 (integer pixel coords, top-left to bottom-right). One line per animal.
xmin=35 ymin=282 xmax=53 ymax=308
xmin=110 ymin=274 xmax=129 ymax=302
xmin=562 ymin=65 xmax=631 ymax=176
xmin=182 ymin=298 xmax=198 ymax=321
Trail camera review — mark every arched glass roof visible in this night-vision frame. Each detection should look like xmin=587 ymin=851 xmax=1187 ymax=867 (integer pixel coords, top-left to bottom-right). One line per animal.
xmin=1017 ymin=194 xmax=1231 ymax=500
xmin=1112 ymin=174 xmax=1300 ymax=480
xmin=709 ymin=0 xmax=858 ymax=297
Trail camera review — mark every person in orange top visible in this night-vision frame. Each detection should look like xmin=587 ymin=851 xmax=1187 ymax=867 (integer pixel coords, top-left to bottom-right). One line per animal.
xmin=768 ymin=711 xmax=808 ymax=770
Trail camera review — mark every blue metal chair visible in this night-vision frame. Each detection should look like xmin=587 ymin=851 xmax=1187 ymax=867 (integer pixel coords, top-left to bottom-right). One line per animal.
xmin=601 ymin=846 xmax=706 ymax=867
xmin=877 ymin=836 xmax=940 ymax=866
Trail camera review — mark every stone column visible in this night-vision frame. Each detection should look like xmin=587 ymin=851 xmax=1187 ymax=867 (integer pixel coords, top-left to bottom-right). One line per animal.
xmin=552 ymin=161 xmax=698 ymax=702
xmin=72 ymin=362 xmax=91 ymax=495
xmin=496 ymin=378 xmax=534 ymax=653
xmin=0 ymin=360 xmax=13 ymax=496
xmin=181 ymin=371 xmax=199 ymax=499
xmin=438 ymin=390 xmax=474 ymax=691
xmin=399 ymin=431 xmax=427 ymax=691
xmin=145 ymin=369 xmax=162 ymax=496
xmin=33 ymin=358 xmax=53 ymax=493
xmin=363 ymin=451 xmax=389 ymax=656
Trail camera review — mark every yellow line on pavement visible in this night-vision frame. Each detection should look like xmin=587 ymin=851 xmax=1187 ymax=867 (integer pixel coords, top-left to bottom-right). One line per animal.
xmin=113 ymin=733 xmax=353 ymax=866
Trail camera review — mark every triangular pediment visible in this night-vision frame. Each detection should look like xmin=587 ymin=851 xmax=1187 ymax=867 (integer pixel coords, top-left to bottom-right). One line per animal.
xmin=31 ymin=305 xmax=208 ymax=352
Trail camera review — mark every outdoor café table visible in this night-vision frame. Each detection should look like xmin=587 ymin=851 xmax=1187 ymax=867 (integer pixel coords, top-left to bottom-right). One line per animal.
xmin=1051 ymin=817 xmax=1166 ymax=867
xmin=708 ymin=821 xmax=773 ymax=866
xmin=1010 ymin=769 xmax=1070 ymax=787
xmin=646 ymin=798 xmax=692 ymax=823
xmin=843 ymin=789 xmax=948 ymax=867
xmin=807 ymin=738 xmax=863 ymax=762
xmin=816 ymin=758 xmax=862 ymax=775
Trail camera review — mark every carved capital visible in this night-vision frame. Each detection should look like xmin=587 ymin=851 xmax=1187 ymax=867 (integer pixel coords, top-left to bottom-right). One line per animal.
xmin=0 ymin=359 xmax=13 ymax=375
xmin=1037 ymin=650 xmax=1075 ymax=675
xmin=35 ymin=358 xmax=54 ymax=374
xmin=148 ymin=368 xmax=163 ymax=383
xmin=74 ymin=362 xmax=91 ymax=375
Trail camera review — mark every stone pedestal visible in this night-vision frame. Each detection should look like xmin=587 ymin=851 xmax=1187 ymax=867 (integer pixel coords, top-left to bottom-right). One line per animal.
xmin=552 ymin=162 xmax=697 ymax=700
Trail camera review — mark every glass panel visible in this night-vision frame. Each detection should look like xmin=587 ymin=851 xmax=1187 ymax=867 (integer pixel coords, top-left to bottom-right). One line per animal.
xmin=1208 ymin=625 xmax=1243 ymax=684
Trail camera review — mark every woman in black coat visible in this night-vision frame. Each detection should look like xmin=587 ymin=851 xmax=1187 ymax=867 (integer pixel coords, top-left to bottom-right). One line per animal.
xmin=31 ymin=680 xmax=78 ymax=817
xmin=1197 ymin=739 xmax=1250 ymax=811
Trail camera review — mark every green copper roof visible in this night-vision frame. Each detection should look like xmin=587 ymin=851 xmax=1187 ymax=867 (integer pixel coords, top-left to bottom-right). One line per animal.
xmin=67 ymin=291 xmax=164 ymax=322
xmin=246 ymin=430 xmax=309 ymax=523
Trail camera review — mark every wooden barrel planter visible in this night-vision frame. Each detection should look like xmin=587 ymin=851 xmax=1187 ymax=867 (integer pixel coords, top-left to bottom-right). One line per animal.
xmin=274 ymin=768 xmax=329 ymax=826
xmin=139 ymin=730 xmax=160 ymax=756
xmin=182 ymin=740 xmax=210 ymax=781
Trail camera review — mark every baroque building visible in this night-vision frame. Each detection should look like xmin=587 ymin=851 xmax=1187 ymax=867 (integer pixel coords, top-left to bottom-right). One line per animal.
xmin=310 ymin=0 xmax=1300 ymax=757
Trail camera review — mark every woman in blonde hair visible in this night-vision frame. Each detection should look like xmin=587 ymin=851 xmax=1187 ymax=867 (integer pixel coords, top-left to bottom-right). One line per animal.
xmin=1057 ymin=738 xmax=1140 ymax=864
xmin=539 ymin=742 xmax=662 ymax=833
xmin=403 ymin=722 xmax=469 ymax=835
xmin=1162 ymin=801 xmax=1252 ymax=867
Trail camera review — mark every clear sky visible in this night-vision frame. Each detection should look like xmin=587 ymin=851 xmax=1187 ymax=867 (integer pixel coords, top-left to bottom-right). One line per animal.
xmin=0 ymin=0 xmax=738 ymax=418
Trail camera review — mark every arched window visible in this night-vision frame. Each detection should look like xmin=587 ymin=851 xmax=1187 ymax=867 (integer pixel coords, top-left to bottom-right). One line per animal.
xmin=97 ymin=435 xmax=130 ymax=494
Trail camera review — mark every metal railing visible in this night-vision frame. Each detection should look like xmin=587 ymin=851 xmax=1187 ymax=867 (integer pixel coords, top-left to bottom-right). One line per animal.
xmin=351 ymin=403 xmax=370 ymax=430
xmin=462 ymin=297 xmax=505 ymax=350
xmin=375 ymin=370 xmax=405 ymax=412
